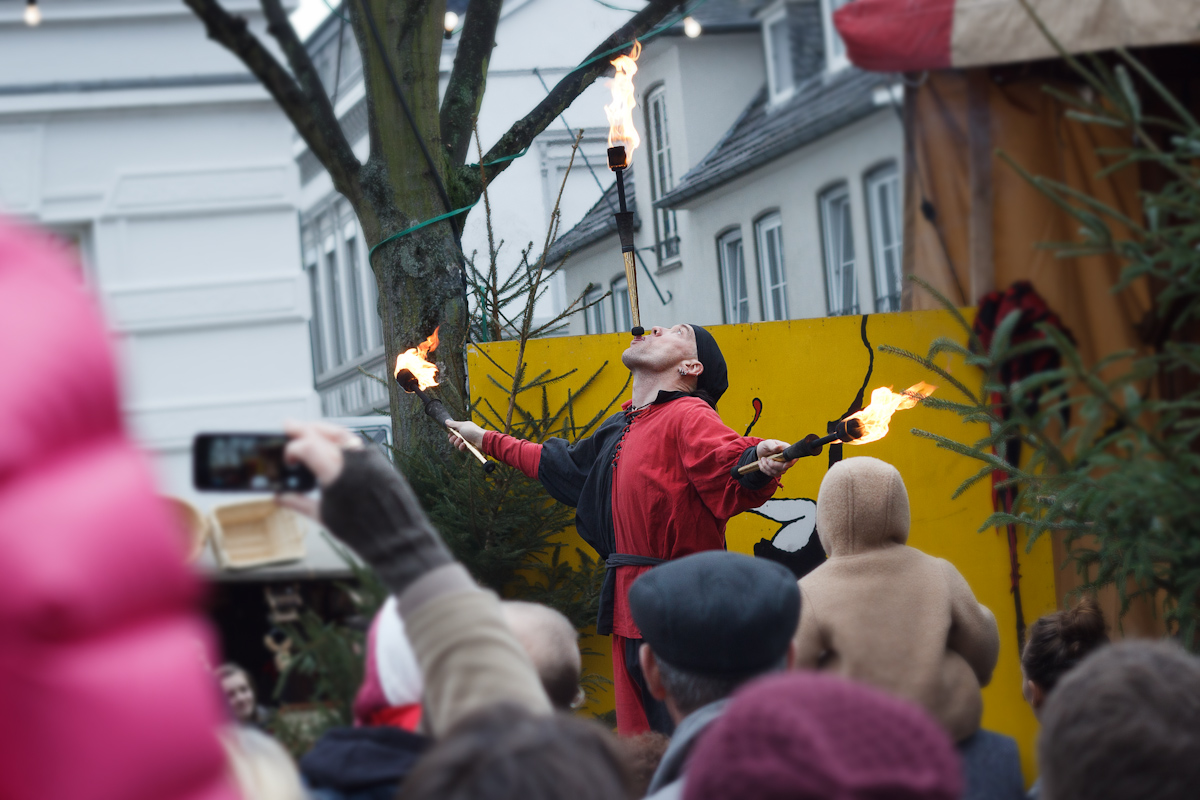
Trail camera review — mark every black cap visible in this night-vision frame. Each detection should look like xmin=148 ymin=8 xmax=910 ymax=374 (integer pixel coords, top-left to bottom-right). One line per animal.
xmin=629 ymin=552 xmax=800 ymax=677
xmin=689 ymin=324 xmax=728 ymax=406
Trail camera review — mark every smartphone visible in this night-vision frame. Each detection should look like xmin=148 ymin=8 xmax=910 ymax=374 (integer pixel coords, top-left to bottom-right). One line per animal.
xmin=192 ymin=433 xmax=316 ymax=492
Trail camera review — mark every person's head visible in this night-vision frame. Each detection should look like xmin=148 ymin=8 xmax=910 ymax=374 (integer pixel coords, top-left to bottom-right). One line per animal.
xmin=1020 ymin=596 xmax=1108 ymax=715
xmin=1038 ymin=640 xmax=1200 ymax=800
xmin=630 ymin=551 xmax=800 ymax=721
xmin=620 ymin=324 xmax=728 ymax=407
xmin=683 ymin=673 xmax=962 ymax=800
xmin=816 ymin=456 xmax=910 ymax=557
xmin=501 ymin=600 xmax=583 ymax=710
xmin=216 ymin=663 xmax=257 ymax=723
xmin=398 ymin=704 xmax=635 ymax=800
xmin=221 ymin=725 xmax=307 ymax=800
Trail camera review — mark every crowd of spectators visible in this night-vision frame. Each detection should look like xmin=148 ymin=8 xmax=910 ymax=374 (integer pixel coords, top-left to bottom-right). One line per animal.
xmin=4 ymin=217 xmax=1199 ymax=800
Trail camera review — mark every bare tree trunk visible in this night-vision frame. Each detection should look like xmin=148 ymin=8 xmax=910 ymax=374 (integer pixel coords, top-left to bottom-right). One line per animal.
xmin=185 ymin=0 xmax=681 ymax=458
xmin=350 ymin=0 xmax=470 ymax=455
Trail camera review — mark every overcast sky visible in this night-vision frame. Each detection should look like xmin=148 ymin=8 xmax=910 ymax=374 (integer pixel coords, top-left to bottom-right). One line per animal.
xmin=290 ymin=0 xmax=332 ymax=39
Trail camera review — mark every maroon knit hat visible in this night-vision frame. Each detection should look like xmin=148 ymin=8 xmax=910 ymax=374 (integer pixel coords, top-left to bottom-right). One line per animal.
xmin=682 ymin=673 xmax=962 ymax=800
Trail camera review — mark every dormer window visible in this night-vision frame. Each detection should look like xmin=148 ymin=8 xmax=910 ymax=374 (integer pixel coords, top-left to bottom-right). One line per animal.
xmin=762 ymin=5 xmax=794 ymax=104
xmin=823 ymin=0 xmax=852 ymax=72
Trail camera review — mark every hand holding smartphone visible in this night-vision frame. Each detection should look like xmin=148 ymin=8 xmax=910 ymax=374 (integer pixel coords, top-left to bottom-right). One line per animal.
xmin=193 ymin=433 xmax=317 ymax=492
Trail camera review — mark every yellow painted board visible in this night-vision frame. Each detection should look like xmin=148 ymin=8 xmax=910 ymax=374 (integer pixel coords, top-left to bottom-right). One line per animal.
xmin=467 ymin=310 xmax=1056 ymax=784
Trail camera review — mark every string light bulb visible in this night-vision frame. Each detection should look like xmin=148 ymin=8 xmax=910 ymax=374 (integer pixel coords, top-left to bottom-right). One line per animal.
xmin=682 ymin=16 xmax=701 ymax=38
xmin=444 ymin=11 xmax=458 ymax=39
xmin=24 ymin=0 xmax=41 ymax=27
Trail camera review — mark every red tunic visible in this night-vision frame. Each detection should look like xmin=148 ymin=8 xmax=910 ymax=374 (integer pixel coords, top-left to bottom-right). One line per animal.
xmin=483 ymin=395 xmax=779 ymax=639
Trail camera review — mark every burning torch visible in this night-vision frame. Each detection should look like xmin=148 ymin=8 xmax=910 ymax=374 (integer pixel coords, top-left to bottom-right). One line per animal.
xmin=735 ymin=382 xmax=937 ymax=476
xmin=394 ymin=328 xmax=496 ymax=473
xmin=605 ymin=42 xmax=644 ymax=337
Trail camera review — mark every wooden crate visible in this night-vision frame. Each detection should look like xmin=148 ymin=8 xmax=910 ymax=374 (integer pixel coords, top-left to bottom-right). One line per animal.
xmin=210 ymin=500 xmax=306 ymax=570
xmin=164 ymin=496 xmax=209 ymax=562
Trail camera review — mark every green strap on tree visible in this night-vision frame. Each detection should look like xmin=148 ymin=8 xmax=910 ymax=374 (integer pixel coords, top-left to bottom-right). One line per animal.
xmin=368 ymin=203 xmax=477 ymax=264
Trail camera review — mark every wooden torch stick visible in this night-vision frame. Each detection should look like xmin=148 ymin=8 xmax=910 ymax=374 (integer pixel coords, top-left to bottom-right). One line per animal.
xmin=623 ymin=250 xmax=641 ymax=332
xmin=449 ymin=427 xmax=490 ymax=467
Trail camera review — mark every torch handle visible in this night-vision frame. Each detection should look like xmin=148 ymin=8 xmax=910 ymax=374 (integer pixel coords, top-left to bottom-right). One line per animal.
xmin=448 ymin=427 xmax=494 ymax=470
xmin=623 ymin=250 xmax=642 ymax=333
xmin=734 ymin=423 xmax=862 ymax=477
xmin=420 ymin=394 xmax=496 ymax=473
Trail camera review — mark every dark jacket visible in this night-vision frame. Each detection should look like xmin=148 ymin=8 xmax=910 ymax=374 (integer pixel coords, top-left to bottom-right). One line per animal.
xmin=644 ymin=699 xmax=729 ymax=799
xmin=300 ymin=726 xmax=430 ymax=799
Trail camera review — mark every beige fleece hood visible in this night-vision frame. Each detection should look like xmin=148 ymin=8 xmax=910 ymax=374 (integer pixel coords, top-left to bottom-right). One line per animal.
xmin=816 ymin=456 xmax=910 ymax=556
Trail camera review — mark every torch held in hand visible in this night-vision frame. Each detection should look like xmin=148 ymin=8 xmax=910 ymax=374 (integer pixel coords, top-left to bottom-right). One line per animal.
xmin=396 ymin=368 xmax=495 ymax=473
xmin=734 ymin=418 xmax=864 ymax=477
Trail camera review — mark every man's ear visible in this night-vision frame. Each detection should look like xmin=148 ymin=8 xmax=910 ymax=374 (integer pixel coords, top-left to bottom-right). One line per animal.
xmin=1025 ymin=679 xmax=1046 ymax=712
xmin=680 ymin=360 xmax=704 ymax=378
xmin=639 ymin=644 xmax=668 ymax=701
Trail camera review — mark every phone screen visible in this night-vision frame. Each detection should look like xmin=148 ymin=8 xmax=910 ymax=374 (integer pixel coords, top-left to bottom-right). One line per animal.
xmin=193 ymin=434 xmax=315 ymax=492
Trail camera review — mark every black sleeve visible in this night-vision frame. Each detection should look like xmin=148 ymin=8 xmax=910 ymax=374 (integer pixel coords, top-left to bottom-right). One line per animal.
xmin=536 ymin=413 xmax=623 ymax=508
xmin=735 ymin=445 xmax=773 ymax=491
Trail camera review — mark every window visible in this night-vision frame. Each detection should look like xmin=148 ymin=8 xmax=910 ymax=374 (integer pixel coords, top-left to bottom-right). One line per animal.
xmin=645 ymin=87 xmax=680 ymax=265
xmin=301 ymin=200 xmax=386 ymax=379
xmin=304 ymin=255 xmax=325 ymax=377
xmin=584 ymin=285 xmax=608 ymax=334
xmin=323 ymin=240 xmax=347 ymax=366
xmin=718 ymin=229 xmax=750 ymax=324
xmin=764 ymin=7 xmax=794 ymax=103
xmin=755 ymin=213 xmax=788 ymax=321
xmin=823 ymin=0 xmax=853 ymax=72
xmin=612 ymin=276 xmax=632 ymax=332
xmin=364 ymin=255 xmax=383 ymax=350
xmin=344 ymin=226 xmax=367 ymax=358
xmin=820 ymin=184 xmax=859 ymax=316
xmin=865 ymin=163 xmax=903 ymax=312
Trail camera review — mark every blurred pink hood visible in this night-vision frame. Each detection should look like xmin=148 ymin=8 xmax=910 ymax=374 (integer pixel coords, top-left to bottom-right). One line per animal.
xmin=0 ymin=218 xmax=237 ymax=800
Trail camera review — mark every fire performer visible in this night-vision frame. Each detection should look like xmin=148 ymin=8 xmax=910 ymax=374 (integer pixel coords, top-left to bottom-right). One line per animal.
xmin=446 ymin=324 xmax=798 ymax=735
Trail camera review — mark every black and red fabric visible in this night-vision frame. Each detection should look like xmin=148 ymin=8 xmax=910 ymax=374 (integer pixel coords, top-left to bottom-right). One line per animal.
xmin=972 ymin=281 xmax=1073 ymax=648
xmin=973 ymin=280 xmax=1074 ymax=387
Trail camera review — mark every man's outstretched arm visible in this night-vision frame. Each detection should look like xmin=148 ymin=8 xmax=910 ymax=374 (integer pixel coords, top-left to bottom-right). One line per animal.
xmin=446 ymin=420 xmax=542 ymax=479
xmin=280 ymin=422 xmax=551 ymax=736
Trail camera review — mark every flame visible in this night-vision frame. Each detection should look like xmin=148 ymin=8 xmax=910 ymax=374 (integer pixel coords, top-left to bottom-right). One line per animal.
xmin=394 ymin=327 xmax=440 ymax=390
xmin=605 ymin=41 xmax=642 ymax=160
xmin=845 ymin=381 xmax=937 ymax=445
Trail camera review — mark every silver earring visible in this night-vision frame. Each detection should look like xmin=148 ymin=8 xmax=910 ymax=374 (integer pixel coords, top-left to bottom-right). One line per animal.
xmin=678 ymin=368 xmax=687 ymax=376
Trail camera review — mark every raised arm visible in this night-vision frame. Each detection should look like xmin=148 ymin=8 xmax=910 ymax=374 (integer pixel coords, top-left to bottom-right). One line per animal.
xmin=448 ymin=415 xmax=623 ymax=509
xmin=281 ymin=422 xmax=550 ymax=737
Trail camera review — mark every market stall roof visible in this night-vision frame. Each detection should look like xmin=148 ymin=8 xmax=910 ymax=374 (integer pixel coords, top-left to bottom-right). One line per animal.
xmin=835 ymin=0 xmax=1200 ymax=73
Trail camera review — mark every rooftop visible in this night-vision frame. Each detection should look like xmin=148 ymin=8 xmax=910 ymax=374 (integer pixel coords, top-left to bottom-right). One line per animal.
xmin=655 ymin=66 xmax=888 ymax=209
xmin=545 ymin=169 xmax=638 ymax=266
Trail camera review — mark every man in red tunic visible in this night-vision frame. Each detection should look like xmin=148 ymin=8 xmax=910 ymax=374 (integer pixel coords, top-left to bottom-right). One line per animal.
xmin=447 ymin=324 xmax=795 ymax=734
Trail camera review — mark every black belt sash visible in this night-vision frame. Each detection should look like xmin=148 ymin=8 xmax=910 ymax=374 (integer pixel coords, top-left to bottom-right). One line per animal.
xmin=599 ymin=553 xmax=667 ymax=637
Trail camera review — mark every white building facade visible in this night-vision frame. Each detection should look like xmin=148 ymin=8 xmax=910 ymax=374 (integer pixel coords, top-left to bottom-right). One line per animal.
xmin=550 ymin=0 xmax=905 ymax=335
xmin=0 ymin=0 xmax=319 ymax=507
xmin=299 ymin=0 xmax=634 ymax=416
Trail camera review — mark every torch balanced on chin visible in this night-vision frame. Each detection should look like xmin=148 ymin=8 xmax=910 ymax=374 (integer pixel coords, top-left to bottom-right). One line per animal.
xmin=605 ymin=42 xmax=644 ymax=337
xmin=394 ymin=328 xmax=495 ymax=473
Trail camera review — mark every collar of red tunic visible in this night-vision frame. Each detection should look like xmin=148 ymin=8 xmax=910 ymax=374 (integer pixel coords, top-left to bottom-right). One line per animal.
xmin=621 ymin=390 xmax=691 ymax=412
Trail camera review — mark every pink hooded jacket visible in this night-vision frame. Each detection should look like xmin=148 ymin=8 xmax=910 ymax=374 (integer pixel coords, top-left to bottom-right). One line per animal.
xmin=0 ymin=219 xmax=237 ymax=800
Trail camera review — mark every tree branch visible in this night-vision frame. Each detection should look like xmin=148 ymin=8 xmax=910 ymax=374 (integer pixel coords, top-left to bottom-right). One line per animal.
xmin=440 ymin=0 xmax=505 ymax=166
xmin=460 ymin=0 xmax=679 ymax=196
xmin=183 ymin=0 xmax=362 ymax=204
xmin=258 ymin=0 xmax=364 ymax=201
